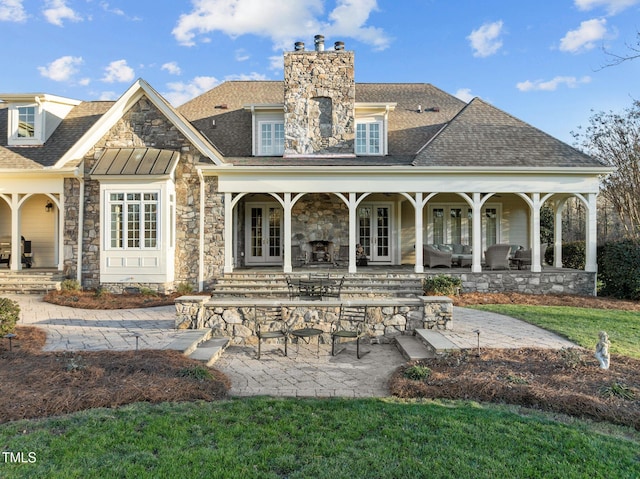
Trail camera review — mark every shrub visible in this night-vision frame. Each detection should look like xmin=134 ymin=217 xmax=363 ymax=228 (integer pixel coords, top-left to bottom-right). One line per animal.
xmin=176 ymin=282 xmax=194 ymax=295
xmin=403 ymin=364 xmax=431 ymax=381
xmin=423 ymin=275 xmax=462 ymax=296
xmin=0 ymin=297 xmax=20 ymax=336
xmin=177 ymin=365 xmax=213 ymax=381
xmin=61 ymin=279 xmax=81 ymax=291
xmin=598 ymin=240 xmax=640 ymax=300
xmin=543 ymin=241 xmax=585 ymax=269
xmin=139 ymin=287 xmax=158 ymax=297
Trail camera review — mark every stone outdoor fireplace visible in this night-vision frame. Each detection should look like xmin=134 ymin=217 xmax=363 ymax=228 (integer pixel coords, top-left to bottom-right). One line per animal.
xmin=308 ymin=240 xmax=333 ymax=263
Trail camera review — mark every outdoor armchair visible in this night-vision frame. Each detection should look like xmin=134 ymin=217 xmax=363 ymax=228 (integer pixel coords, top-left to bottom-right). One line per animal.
xmin=423 ymin=245 xmax=452 ymax=268
xmin=255 ymin=306 xmax=289 ymax=359
xmin=331 ymin=305 xmax=369 ymax=359
xmin=484 ymin=244 xmax=511 ymax=270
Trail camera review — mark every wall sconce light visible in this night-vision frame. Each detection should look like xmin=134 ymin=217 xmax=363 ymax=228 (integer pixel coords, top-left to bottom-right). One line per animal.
xmin=45 ymin=201 xmax=54 ymax=212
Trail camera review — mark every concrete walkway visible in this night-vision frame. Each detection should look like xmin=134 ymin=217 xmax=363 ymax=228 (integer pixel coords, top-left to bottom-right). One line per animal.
xmin=7 ymin=294 xmax=577 ymax=398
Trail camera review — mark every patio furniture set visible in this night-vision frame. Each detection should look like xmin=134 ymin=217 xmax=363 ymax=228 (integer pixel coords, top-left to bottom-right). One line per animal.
xmin=0 ymin=236 xmax=33 ymax=268
xmin=423 ymin=243 xmax=534 ymax=270
xmin=255 ymin=303 xmax=369 ymax=360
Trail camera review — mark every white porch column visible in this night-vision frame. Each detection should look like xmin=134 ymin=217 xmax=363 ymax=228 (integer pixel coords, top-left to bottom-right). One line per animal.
xmin=585 ymin=193 xmax=598 ymax=272
xmin=348 ymin=193 xmax=357 ymax=273
xmin=414 ymin=192 xmax=424 ymax=273
xmin=223 ymin=192 xmax=234 ymax=274
xmin=554 ymin=200 xmax=566 ymax=268
xmin=531 ymin=193 xmax=542 ymax=273
xmin=471 ymin=192 xmax=482 ymax=272
xmin=283 ymin=193 xmax=292 ymax=273
xmin=10 ymin=194 xmax=20 ymax=271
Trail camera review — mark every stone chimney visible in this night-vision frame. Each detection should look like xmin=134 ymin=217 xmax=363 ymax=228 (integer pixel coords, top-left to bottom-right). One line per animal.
xmin=283 ymin=36 xmax=355 ymax=156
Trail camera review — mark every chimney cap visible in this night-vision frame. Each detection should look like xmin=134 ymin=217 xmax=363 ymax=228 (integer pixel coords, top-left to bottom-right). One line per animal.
xmin=334 ymin=41 xmax=345 ymax=51
xmin=294 ymin=41 xmax=305 ymax=51
xmin=314 ymin=34 xmax=325 ymax=51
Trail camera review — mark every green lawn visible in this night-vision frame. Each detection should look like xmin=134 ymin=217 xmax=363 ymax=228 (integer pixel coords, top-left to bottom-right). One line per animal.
xmin=467 ymin=304 xmax=640 ymax=358
xmin=0 ymin=398 xmax=638 ymax=479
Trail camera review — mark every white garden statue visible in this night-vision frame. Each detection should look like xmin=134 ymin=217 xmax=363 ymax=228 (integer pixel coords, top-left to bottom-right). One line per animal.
xmin=595 ymin=331 xmax=610 ymax=370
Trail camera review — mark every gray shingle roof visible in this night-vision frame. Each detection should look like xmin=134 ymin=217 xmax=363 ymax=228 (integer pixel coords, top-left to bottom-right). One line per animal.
xmin=0 ymin=101 xmax=113 ymax=169
xmin=413 ymin=98 xmax=606 ymax=168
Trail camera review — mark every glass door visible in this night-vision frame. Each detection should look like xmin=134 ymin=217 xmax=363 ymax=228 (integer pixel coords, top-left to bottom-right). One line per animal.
xmin=358 ymin=204 xmax=392 ymax=263
xmin=245 ymin=204 xmax=282 ymax=264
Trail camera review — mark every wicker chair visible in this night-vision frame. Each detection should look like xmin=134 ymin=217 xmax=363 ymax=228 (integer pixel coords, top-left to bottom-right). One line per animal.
xmin=423 ymin=245 xmax=452 ymax=268
xmin=484 ymin=244 xmax=511 ymax=270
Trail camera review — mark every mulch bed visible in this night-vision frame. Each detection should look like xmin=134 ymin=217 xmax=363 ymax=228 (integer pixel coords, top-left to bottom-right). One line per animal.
xmin=43 ymin=290 xmax=184 ymax=309
xmin=0 ymin=327 xmax=229 ymax=423
xmin=389 ymin=347 xmax=640 ymax=430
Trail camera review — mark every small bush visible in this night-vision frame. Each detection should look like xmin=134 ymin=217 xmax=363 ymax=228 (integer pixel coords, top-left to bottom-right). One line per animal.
xmin=0 ymin=297 xmax=20 ymax=336
xmin=61 ymin=279 xmax=81 ymax=291
xmin=423 ymin=275 xmax=462 ymax=296
xmin=543 ymin=242 xmax=586 ymax=269
xmin=139 ymin=287 xmax=158 ymax=297
xmin=403 ymin=364 xmax=431 ymax=381
xmin=597 ymin=240 xmax=640 ymax=300
xmin=599 ymin=382 xmax=635 ymax=400
xmin=177 ymin=365 xmax=213 ymax=381
xmin=176 ymin=282 xmax=194 ymax=295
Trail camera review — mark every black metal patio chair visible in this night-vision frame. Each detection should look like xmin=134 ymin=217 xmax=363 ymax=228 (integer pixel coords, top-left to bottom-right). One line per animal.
xmin=331 ymin=304 xmax=369 ymax=359
xmin=255 ymin=306 xmax=289 ymax=359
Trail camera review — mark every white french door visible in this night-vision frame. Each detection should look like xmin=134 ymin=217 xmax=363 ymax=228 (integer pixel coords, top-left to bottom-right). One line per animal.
xmin=245 ymin=203 xmax=283 ymax=264
xmin=358 ymin=203 xmax=392 ymax=263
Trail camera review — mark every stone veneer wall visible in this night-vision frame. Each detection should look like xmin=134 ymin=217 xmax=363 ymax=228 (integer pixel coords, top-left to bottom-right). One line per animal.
xmin=77 ymin=96 xmax=225 ymax=291
xmin=174 ymin=296 xmax=453 ymax=345
xmin=455 ymin=271 xmax=596 ymax=296
xmin=283 ymin=49 xmax=355 ymax=155
xmin=291 ymin=193 xmax=349 ymax=249
xmin=63 ymin=177 xmax=81 ymax=279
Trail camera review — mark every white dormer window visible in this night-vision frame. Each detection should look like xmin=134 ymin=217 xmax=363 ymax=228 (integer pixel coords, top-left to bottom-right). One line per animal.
xmin=8 ymin=103 xmax=44 ymax=146
xmin=355 ymin=120 xmax=382 ymax=155
xmin=259 ymin=121 xmax=285 ymax=156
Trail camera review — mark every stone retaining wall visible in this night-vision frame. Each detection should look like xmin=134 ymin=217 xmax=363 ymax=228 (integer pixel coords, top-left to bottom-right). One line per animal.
xmin=175 ymin=296 xmax=452 ymax=345
xmin=455 ymin=270 xmax=596 ymax=296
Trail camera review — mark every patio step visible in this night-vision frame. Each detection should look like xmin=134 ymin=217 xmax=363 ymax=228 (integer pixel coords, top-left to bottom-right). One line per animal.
xmin=414 ymin=328 xmax=460 ymax=354
xmin=210 ymin=272 xmax=424 ymax=298
xmin=0 ymin=271 xmax=64 ymax=294
xmin=187 ymin=337 xmax=230 ymax=366
xmin=395 ymin=335 xmax=436 ymax=361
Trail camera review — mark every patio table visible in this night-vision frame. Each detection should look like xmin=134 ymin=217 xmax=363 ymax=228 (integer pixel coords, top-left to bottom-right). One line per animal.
xmin=290 ymin=327 xmax=324 ymax=355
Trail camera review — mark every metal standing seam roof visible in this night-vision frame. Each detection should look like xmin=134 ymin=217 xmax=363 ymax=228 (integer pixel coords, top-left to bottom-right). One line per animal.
xmin=90 ymin=148 xmax=180 ymax=176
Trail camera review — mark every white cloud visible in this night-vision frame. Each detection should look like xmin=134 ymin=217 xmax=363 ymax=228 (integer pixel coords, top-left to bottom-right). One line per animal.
xmin=269 ymin=55 xmax=283 ymax=71
xmin=235 ymin=49 xmax=250 ymax=62
xmin=560 ymin=18 xmax=607 ymax=53
xmin=0 ymin=0 xmax=27 ymax=22
xmin=162 ymin=76 xmax=221 ymax=106
xmin=172 ymin=0 xmax=390 ymax=51
xmin=102 ymin=59 xmax=135 ymax=83
xmin=454 ymin=88 xmax=474 ymax=103
xmin=574 ymin=0 xmax=639 ymax=15
xmin=161 ymin=61 xmax=182 ymax=75
xmin=468 ymin=20 xmax=504 ymax=58
xmin=98 ymin=91 xmax=118 ymax=101
xmin=516 ymin=76 xmax=592 ymax=92
xmin=37 ymin=55 xmax=83 ymax=82
xmin=43 ymin=0 xmax=82 ymax=26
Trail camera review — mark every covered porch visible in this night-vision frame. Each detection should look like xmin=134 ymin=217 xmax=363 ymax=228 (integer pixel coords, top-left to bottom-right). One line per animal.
xmin=201 ymin=165 xmax=600 ymax=291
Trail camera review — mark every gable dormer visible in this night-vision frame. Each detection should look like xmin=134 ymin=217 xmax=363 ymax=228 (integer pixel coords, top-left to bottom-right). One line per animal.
xmin=0 ymin=93 xmax=81 ymax=146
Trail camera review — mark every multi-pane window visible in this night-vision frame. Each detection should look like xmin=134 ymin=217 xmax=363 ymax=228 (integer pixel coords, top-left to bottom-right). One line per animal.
xmin=108 ymin=192 xmax=158 ymax=249
xmin=355 ymin=122 xmax=381 ymax=155
xmin=259 ymin=122 xmax=285 ymax=155
xmin=17 ymin=106 xmax=36 ymax=138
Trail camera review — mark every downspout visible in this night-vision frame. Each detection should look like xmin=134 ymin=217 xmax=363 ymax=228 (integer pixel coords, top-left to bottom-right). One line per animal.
xmin=197 ymin=168 xmax=205 ymax=292
xmin=75 ymin=166 xmax=85 ymax=284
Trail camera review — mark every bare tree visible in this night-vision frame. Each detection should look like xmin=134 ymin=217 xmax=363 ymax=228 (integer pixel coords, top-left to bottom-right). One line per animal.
xmin=572 ymin=101 xmax=640 ymax=241
xmin=601 ymin=33 xmax=640 ymax=68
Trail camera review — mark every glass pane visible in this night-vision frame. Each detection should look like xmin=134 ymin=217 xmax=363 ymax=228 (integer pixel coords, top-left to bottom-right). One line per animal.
xmin=274 ymin=123 xmax=285 ymax=155
xmin=17 ymin=106 xmax=35 ymax=138
xmin=468 ymin=209 xmax=473 ymax=246
xmin=261 ymin=123 xmax=272 ymax=155
xmin=127 ymin=204 xmax=140 ymax=248
xmin=485 ymin=208 xmax=497 ymax=247
xmin=377 ymin=207 xmax=389 ymax=256
xmin=127 ymin=193 xmax=140 ymax=201
xmin=358 ymin=207 xmax=371 ymax=256
xmin=355 ymin=124 xmax=367 ymax=154
xmin=110 ymin=204 xmax=123 ymax=248
xmin=144 ymin=203 xmax=157 ymax=248
xmin=433 ymin=208 xmax=444 ymax=244
xmin=451 ymin=208 xmax=462 ymax=244
xmin=268 ymin=208 xmax=281 ymax=257
xmin=369 ymin=123 xmax=380 ymax=154
xmin=110 ymin=193 xmax=124 ymax=201
xmin=251 ymin=208 xmax=263 ymax=257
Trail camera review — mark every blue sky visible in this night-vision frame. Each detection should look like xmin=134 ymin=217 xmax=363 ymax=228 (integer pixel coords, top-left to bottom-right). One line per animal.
xmin=1 ymin=0 xmax=639 ymax=144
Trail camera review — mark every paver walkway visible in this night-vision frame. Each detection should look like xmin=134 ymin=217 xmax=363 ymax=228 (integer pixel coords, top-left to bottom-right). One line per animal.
xmin=7 ymin=294 xmax=578 ymax=398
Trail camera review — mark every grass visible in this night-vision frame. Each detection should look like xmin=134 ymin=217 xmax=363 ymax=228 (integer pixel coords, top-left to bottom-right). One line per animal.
xmin=467 ymin=304 xmax=640 ymax=359
xmin=0 ymin=397 xmax=638 ymax=478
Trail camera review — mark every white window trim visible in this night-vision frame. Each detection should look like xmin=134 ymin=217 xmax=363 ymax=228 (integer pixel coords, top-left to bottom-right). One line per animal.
xmin=7 ymin=103 xmax=44 ymax=146
xmin=104 ymin=190 xmax=161 ymax=251
xmin=257 ymin=120 xmax=285 ymax=156
xmin=355 ymin=118 xmax=386 ymax=155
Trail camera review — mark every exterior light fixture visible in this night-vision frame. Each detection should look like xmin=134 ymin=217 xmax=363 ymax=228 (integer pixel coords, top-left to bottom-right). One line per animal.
xmin=45 ymin=201 xmax=53 ymax=212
